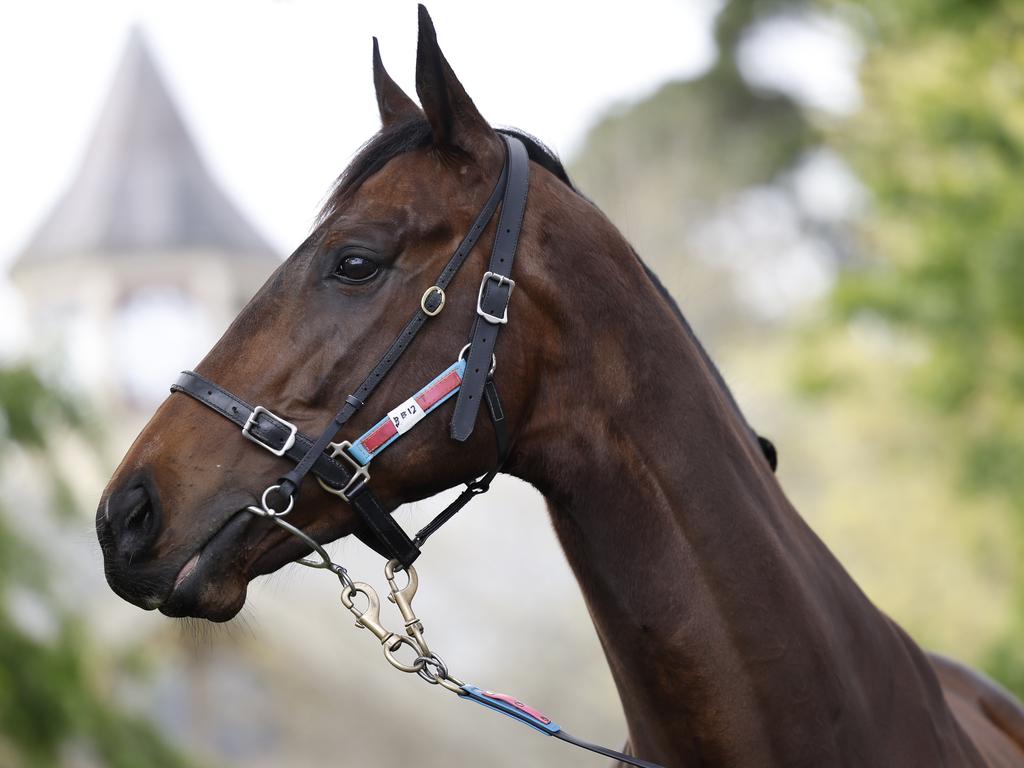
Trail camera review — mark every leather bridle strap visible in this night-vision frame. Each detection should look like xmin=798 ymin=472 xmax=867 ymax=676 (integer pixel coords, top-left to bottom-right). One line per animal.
xmin=411 ymin=378 xmax=507 ymax=546
xmin=450 ymin=136 xmax=530 ymax=441
xmin=170 ymin=371 xmax=420 ymax=564
xmin=172 ymin=136 xmax=527 ymax=568
xmin=274 ymin=138 xmax=517 ymax=503
xmin=171 ymin=367 xmax=508 ymax=565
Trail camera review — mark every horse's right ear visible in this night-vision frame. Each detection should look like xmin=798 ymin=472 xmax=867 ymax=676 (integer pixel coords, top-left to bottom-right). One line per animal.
xmin=373 ymin=37 xmax=421 ymax=128
xmin=415 ymin=4 xmax=496 ymax=155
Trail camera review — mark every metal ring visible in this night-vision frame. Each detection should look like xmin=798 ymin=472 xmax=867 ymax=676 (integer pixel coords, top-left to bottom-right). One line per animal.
xmin=340 ymin=583 xmax=369 ymax=612
xmin=458 ymin=343 xmax=496 ymax=376
xmin=384 ymin=635 xmax=427 ymax=674
xmin=415 ymin=653 xmax=449 ymax=685
xmin=245 ymin=505 xmax=335 ymax=571
xmin=329 ymin=563 xmax=355 ymax=591
xmin=261 ymin=484 xmax=294 ymax=517
xmin=420 ymin=286 xmax=446 ymax=317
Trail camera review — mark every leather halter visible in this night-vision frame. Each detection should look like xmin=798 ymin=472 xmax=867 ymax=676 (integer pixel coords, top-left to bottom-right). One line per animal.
xmin=166 ymin=133 xmax=668 ymax=768
xmin=171 ymin=134 xmax=528 ymax=568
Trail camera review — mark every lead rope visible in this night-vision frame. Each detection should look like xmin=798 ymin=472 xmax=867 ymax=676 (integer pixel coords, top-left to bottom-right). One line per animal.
xmin=245 ymin=498 xmax=665 ymax=768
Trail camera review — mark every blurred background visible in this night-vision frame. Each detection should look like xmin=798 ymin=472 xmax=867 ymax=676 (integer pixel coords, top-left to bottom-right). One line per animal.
xmin=0 ymin=0 xmax=1022 ymax=766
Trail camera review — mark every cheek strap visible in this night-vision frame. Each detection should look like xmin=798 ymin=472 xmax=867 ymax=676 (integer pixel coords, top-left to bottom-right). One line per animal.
xmin=337 ymin=357 xmax=510 ymax=549
xmin=347 ymin=361 xmax=466 ymax=465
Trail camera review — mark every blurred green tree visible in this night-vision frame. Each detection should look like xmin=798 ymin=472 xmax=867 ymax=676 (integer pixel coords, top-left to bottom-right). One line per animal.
xmin=818 ymin=0 xmax=1024 ymax=693
xmin=570 ymin=0 xmax=816 ymax=349
xmin=0 ymin=365 xmax=193 ymax=768
xmin=570 ymin=0 xmax=1023 ymax=698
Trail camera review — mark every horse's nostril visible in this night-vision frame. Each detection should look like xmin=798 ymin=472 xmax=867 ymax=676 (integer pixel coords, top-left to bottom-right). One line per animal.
xmin=105 ymin=483 xmax=161 ymax=564
xmin=124 ymin=498 xmax=151 ymax=532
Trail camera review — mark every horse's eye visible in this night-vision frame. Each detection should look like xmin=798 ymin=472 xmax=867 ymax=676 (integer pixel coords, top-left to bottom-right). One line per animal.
xmin=334 ymin=253 xmax=380 ymax=283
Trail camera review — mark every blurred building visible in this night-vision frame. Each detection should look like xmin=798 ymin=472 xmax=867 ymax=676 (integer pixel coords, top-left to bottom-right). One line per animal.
xmin=5 ymin=28 xmax=287 ymax=765
xmin=10 ymin=28 xmax=279 ymax=412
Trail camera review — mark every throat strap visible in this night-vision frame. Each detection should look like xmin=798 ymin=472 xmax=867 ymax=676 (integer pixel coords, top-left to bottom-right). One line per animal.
xmin=337 ymin=361 xmax=511 ymax=549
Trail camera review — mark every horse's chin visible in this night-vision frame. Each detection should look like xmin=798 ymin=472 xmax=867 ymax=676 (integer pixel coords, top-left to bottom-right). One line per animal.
xmin=157 ymin=510 xmax=342 ymax=622
xmin=160 ymin=568 xmax=249 ymax=622
xmin=157 ymin=511 xmax=253 ymax=622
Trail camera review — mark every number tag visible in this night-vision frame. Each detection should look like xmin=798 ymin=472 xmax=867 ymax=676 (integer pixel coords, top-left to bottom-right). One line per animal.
xmin=387 ymin=397 xmax=425 ymax=436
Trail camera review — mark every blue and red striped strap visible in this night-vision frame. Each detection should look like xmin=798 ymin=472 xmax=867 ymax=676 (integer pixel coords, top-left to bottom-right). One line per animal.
xmin=458 ymin=684 xmax=665 ymax=768
xmin=330 ymin=357 xmax=506 ymax=550
xmin=347 ymin=360 xmax=466 ymax=466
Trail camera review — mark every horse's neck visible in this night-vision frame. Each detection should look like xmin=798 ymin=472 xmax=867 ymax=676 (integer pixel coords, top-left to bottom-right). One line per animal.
xmin=512 ymin=203 xmax=981 ymax=765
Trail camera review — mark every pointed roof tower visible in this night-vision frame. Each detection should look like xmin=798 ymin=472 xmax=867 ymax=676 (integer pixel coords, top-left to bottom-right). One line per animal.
xmin=14 ymin=28 xmax=275 ymax=267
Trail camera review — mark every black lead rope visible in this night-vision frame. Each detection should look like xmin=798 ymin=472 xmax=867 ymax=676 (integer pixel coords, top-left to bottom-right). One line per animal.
xmin=554 ymin=730 xmax=665 ymax=768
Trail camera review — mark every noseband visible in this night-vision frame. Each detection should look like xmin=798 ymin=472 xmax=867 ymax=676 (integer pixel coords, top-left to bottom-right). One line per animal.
xmin=168 ymin=135 xmax=664 ymax=768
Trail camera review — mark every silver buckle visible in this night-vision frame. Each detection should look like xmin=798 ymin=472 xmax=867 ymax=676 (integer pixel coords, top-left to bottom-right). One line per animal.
xmin=476 ymin=271 xmax=515 ymax=325
xmin=242 ymin=406 xmax=297 ymax=457
xmin=317 ymin=440 xmax=371 ymax=502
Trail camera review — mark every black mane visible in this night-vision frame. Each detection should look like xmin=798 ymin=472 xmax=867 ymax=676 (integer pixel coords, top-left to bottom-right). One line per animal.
xmin=496 ymin=128 xmax=574 ymax=189
xmin=318 ymin=118 xmax=574 ymax=223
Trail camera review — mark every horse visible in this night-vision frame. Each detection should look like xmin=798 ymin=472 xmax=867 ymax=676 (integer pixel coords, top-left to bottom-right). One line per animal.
xmin=96 ymin=6 xmax=1024 ymax=766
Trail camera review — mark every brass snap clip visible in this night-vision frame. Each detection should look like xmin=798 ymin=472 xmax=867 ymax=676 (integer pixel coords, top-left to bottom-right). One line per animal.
xmin=341 ymin=582 xmax=423 ymax=674
xmin=385 ymin=560 xmax=428 ymax=656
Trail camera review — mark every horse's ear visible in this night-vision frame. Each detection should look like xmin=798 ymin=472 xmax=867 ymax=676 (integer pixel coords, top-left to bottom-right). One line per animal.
xmin=757 ymin=435 xmax=778 ymax=473
xmin=373 ymin=37 xmax=421 ymax=128
xmin=415 ymin=4 xmax=496 ymax=154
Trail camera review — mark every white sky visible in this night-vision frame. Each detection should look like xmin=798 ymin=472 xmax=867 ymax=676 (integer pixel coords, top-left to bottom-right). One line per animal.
xmin=0 ymin=0 xmax=722 ymax=263
xmin=739 ymin=11 xmax=862 ymax=114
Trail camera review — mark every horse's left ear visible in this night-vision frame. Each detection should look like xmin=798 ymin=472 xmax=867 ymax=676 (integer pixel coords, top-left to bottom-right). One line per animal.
xmin=415 ymin=4 xmax=497 ymax=155
xmin=373 ymin=37 xmax=421 ymax=128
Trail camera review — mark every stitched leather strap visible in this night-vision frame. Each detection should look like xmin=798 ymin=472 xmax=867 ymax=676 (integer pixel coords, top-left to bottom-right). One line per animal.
xmin=412 ymin=378 xmax=509 ymax=547
xmin=170 ymin=371 xmax=420 ymax=566
xmin=450 ymin=136 xmax=530 ymax=441
xmin=275 ymin=140 xmax=515 ymax=502
xmin=347 ymin=361 xmax=466 ymax=465
xmin=553 ymin=731 xmax=665 ymax=768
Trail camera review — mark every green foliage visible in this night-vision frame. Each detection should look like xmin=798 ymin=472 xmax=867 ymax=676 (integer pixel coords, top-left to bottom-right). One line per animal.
xmin=0 ymin=616 xmax=188 ymax=768
xmin=820 ymin=0 xmax=1024 ymax=690
xmin=0 ymin=366 xmax=194 ymax=768
xmin=570 ymin=0 xmax=816 ymax=350
xmin=571 ymin=0 xmax=1024 ymax=699
xmin=0 ymin=366 xmax=82 ymax=450
xmin=829 ymin=0 xmax=1024 ymax=497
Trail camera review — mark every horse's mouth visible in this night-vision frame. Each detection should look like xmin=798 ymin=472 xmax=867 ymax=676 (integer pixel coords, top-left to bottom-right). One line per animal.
xmin=158 ymin=511 xmax=253 ymax=621
xmin=159 ymin=509 xmax=333 ymax=621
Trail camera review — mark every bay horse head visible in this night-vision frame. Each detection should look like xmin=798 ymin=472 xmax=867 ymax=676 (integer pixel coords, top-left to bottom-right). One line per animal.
xmin=97 ymin=6 xmax=775 ymax=623
xmin=97 ymin=8 xmax=543 ymax=621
